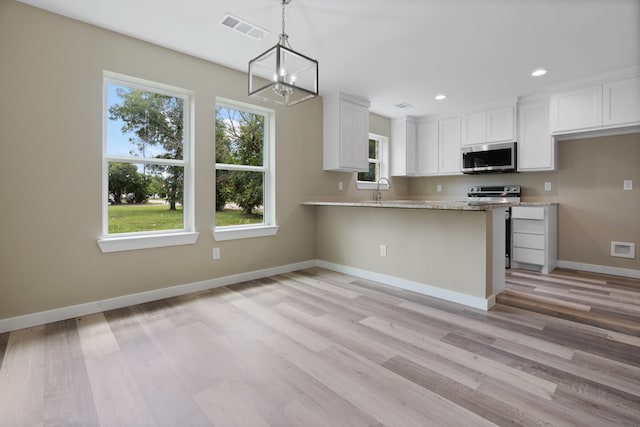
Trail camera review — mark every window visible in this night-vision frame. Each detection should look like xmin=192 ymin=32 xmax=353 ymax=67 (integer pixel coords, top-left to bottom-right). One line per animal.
xmin=214 ymin=99 xmax=277 ymax=241
xmin=356 ymin=133 xmax=389 ymax=190
xmin=98 ymin=72 xmax=197 ymax=252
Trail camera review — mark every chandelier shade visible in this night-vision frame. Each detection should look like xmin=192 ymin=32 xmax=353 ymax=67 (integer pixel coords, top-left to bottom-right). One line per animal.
xmin=248 ymin=0 xmax=318 ymax=106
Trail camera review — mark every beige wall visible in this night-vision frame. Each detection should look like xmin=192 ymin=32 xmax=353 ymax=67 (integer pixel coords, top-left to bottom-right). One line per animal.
xmin=316 ymin=207 xmax=492 ymax=298
xmin=0 ymin=1 xmax=329 ymax=320
xmin=1 ymin=2 xmax=637 ymax=322
xmin=409 ymin=133 xmax=640 ymax=270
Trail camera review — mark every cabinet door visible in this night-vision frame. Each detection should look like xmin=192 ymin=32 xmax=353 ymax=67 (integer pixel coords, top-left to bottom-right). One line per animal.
xmin=390 ymin=118 xmax=416 ymax=176
xmin=462 ymin=112 xmax=486 ymax=145
xmin=486 ymin=107 xmax=515 ymax=142
xmin=406 ymin=121 xmax=417 ymax=175
xmin=339 ymin=100 xmax=369 ymax=171
xmin=416 ymin=121 xmax=438 ymax=174
xmin=518 ymin=101 xmax=555 ymax=171
xmin=550 ymin=84 xmax=603 ymax=133
xmin=513 ymin=247 xmax=545 ymax=265
xmin=512 ymin=206 xmax=545 ymax=220
xmin=439 ymin=117 xmax=461 ymax=174
xmin=603 ymin=76 xmax=640 ymax=127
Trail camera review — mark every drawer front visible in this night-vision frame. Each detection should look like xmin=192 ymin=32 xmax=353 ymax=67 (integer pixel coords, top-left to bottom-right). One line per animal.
xmin=512 ymin=206 xmax=545 ymax=220
xmin=512 ymin=219 xmax=545 ymax=234
xmin=513 ymin=232 xmax=545 ymax=250
xmin=513 ymin=247 xmax=545 ymax=265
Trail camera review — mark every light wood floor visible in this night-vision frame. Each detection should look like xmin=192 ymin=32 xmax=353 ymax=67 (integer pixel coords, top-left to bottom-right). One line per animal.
xmin=1 ymin=268 xmax=639 ymax=426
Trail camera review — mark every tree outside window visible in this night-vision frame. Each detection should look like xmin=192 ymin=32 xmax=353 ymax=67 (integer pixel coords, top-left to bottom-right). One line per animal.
xmin=104 ymin=76 xmax=191 ymax=235
xmin=215 ymin=103 xmax=270 ymax=228
xmin=357 ymin=138 xmax=381 ymax=182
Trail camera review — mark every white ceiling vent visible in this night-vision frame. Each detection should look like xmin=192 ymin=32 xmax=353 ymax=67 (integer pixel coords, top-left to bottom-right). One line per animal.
xmin=220 ymin=13 xmax=269 ymax=40
xmin=394 ymin=103 xmax=414 ymax=109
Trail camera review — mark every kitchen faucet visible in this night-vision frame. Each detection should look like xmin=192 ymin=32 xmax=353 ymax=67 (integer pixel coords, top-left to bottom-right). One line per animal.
xmin=375 ymin=177 xmax=390 ymax=201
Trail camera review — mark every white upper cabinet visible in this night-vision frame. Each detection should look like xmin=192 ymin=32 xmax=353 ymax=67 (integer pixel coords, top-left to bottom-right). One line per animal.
xmin=603 ymin=76 xmax=640 ymax=127
xmin=323 ymin=92 xmax=370 ymax=172
xmin=439 ymin=117 xmax=462 ymax=174
xmin=462 ymin=112 xmax=486 ymax=146
xmin=518 ymin=99 xmax=556 ymax=171
xmin=550 ymin=84 xmax=603 ymax=133
xmin=390 ymin=117 xmax=417 ymax=176
xmin=462 ymin=106 xmax=515 ymax=146
xmin=550 ymin=75 xmax=640 ymax=135
xmin=416 ymin=121 xmax=439 ymax=175
xmin=487 ymin=107 xmax=515 ymax=142
xmin=415 ymin=118 xmax=461 ymax=176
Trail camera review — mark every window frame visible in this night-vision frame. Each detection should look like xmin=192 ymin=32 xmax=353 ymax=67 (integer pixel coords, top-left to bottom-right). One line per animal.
xmin=97 ymin=71 xmax=198 ymax=253
xmin=356 ymin=133 xmax=390 ymax=190
xmin=213 ymin=98 xmax=278 ymax=241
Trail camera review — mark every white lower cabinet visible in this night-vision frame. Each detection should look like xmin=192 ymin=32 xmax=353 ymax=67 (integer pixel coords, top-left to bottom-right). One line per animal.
xmin=511 ymin=205 xmax=558 ymax=274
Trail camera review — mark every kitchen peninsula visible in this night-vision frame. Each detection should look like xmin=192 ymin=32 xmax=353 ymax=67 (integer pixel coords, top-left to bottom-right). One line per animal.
xmin=304 ymin=200 xmax=508 ymax=310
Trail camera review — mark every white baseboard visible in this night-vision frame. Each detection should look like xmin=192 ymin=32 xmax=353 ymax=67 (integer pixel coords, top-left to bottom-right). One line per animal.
xmin=556 ymin=260 xmax=640 ymax=279
xmin=316 ymin=260 xmax=494 ymax=311
xmin=0 ymin=257 xmax=510 ymax=334
xmin=0 ymin=260 xmax=316 ymax=334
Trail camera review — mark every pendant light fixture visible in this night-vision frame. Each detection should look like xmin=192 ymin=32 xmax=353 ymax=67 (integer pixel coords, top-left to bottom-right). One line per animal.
xmin=248 ymin=0 xmax=318 ymax=106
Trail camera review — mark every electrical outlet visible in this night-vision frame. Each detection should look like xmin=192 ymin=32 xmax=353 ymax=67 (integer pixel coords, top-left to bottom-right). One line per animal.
xmin=436 ymin=184 xmax=442 ymax=192
xmin=338 ymin=181 xmax=344 ymax=191
xmin=213 ymin=247 xmax=221 ymax=260
xmin=624 ymin=180 xmax=633 ymax=190
xmin=544 ymin=182 xmax=552 ymax=191
xmin=379 ymin=244 xmax=387 ymax=257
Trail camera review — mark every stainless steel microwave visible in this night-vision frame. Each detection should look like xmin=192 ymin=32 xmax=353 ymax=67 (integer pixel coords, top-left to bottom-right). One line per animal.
xmin=461 ymin=142 xmax=517 ymax=174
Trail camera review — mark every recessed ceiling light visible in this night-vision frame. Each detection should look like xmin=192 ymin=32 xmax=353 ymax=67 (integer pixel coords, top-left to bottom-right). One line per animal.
xmin=531 ymin=68 xmax=547 ymax=77
xmin=435 ymin=94 xmax=446 ymax=100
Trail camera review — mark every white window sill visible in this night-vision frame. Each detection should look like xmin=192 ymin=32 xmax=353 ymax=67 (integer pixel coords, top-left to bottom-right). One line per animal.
xmin=356 ymin=181 xmax=389 ymax=191
xmin=97 ymin=231 xmax=199 ymax=253
xmin=213 ymin=225 xmax=279 ymax=241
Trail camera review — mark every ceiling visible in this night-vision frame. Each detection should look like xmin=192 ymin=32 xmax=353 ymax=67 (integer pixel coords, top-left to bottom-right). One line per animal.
xmin=17 ymin=0 xmax=640 ymax=118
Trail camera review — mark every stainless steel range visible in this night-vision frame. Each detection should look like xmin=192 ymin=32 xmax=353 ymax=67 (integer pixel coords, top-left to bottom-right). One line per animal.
xmin=467 ymin=185 xmax=521 ymax=268
xmin=467 ymin=185 xmax=521 ymax=205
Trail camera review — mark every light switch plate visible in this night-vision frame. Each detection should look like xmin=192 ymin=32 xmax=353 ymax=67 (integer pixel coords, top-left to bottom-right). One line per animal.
xmin=338 ymin=181 xmax=344 ymax=191
xmin=544 ymin=182 xmax=552 ymax=191
xmin=624 ymin=180 xmax=633 ymax=190
xmin=436 ymin=184 xmax=442 ymax=192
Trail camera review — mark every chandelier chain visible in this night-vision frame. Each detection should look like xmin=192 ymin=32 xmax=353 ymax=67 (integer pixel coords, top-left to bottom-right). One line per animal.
xmin=280 ymin=0 xmax=292 ymax=48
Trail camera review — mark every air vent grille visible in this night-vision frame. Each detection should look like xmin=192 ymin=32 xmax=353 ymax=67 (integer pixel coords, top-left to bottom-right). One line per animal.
xmin=220 ymin=13 xmax=268 ymax=40
xmin=394 ymin=103 xmax=414 ymax=109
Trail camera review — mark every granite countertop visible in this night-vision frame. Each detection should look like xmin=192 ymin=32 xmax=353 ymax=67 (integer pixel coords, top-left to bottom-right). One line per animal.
xmin=302 ymin=200 xmax=557 ymax=211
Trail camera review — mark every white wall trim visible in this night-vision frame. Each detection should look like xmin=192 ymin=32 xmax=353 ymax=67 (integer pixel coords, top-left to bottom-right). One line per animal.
xmin=98 ymin=231 xmax=200 ymax=253
xmin=213 ymin=225 xmax=279 ymax=241
xmin=316 ymin=260 xmax=494 ymax=311
xmin=556 ymin=260 xmax=640 ymax=279
xmin=0 ymin=260 xmax=315 ymax=334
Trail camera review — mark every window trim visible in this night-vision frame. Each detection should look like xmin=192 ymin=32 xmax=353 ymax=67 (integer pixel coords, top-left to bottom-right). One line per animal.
xmin=356 ymin=133 xmax=390 ymax=190
xmin=214 ymin=98 xmax=277 ymax=241
xmin=99 ymin=71 xmax=197 ymax=252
